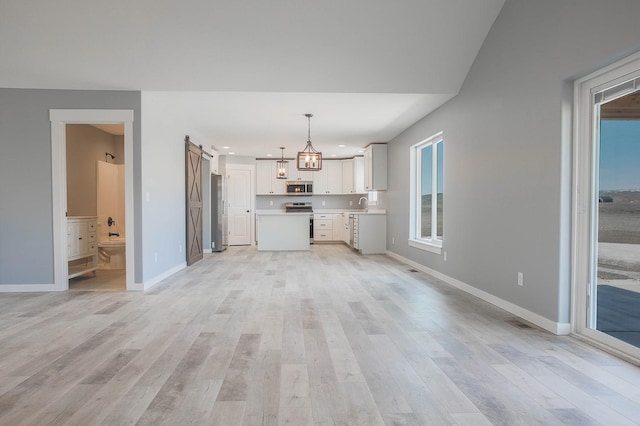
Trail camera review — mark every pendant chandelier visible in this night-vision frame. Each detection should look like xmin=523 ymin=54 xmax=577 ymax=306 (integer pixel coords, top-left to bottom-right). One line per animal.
xmin=297 ymin=113 xmax=322 ymax=171
xmin=276 ymin=147 xmax=288 ymax=179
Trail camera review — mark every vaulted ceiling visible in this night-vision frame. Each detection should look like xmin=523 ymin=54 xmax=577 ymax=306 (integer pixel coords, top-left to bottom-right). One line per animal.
xmin=1 ymin=0 xmax=505 ymax=156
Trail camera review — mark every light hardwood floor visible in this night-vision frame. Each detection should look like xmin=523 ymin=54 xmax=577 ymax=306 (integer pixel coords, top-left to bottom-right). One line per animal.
xmin=1 ymin=245 xmax=640 ymax=425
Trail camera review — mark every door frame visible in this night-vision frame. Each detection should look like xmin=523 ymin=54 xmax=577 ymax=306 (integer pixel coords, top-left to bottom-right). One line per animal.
xmin=572 ymin=51 xmax=640 ymax=361
xmin=226 ymin=163 xmax=256 ymax=246
xmin=50 ymin=109 xmax=137 ymax=291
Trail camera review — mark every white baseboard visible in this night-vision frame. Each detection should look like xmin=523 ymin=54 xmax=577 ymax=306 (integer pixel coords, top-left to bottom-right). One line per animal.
xmin=128 ymin=282 xmax=145 ymax=291
xmin=0 ymin=283 xmax=58 ymax=292
xmin=386 ymin=251 xmax=571 ymax=336
xmin=142 ymin=262 xmax=187 ymax=291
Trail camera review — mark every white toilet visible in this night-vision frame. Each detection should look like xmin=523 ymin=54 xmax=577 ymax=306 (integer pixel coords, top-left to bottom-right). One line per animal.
xmin=98 ymin=237 xmax=126 ymax=270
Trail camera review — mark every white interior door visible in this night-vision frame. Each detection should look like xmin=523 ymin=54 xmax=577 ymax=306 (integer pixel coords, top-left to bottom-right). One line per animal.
xmin=227 ymin=165 xmax=253 ymax=245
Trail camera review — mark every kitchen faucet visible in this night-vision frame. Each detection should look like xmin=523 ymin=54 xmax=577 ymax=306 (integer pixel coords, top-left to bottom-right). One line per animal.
xmin=358 ymin=196 xmax=368 ymax=206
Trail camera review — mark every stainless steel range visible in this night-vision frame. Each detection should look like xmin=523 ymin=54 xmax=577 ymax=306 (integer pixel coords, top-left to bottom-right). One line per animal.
xmin=285 ymin=202 xmax=313 ymax=213
xmin=285 ymin=202 xmax=314 ymax=243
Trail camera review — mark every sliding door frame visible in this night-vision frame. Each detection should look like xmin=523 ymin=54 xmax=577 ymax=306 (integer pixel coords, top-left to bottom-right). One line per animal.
xmin=572 ymin=51 xmax=640 ymax=362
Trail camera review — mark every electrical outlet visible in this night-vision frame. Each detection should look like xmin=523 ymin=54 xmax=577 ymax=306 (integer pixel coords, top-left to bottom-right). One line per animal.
xmin=349 ymin=200 xmax=353 ymax=206
xmin=146 ymin=191 xmax=151 ymax=202
xmin=154 ymin=252 xmax=158 ymax=262
xmin=444 ymin=251 xmax=447 ymax=261
xmin=322 ymin=201 xmax=325 ymax=206
xmin=269 ymin=200 xmax=273 ymax=206
xmin=517 ymin=272 xmax=524 ymax=286
xmin=179 ymin=245 xmax=182 ymax=253
xmin=392 ymin=237 xmax=395 ymax=245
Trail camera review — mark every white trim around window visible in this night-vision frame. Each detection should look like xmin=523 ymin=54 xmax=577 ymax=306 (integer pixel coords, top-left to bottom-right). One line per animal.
xmin=409 ymin=131 xmax=443 ymax=254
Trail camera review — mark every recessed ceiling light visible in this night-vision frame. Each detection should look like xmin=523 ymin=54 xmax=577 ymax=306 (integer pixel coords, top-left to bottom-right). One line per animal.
xmin=223 ymin=146 xmax=230 ymax=149
xmin=358 ymin=150 xmax=364 ymax=153
xmin=229 ymin=152 xmax=235 ymax=155
xmin=338 ymin=144 xmax=345 ymax=148
xmin=331 ymin=154 xmax=337 ymax=157
xmin=266 ymin=154 xmax=273 ymax=157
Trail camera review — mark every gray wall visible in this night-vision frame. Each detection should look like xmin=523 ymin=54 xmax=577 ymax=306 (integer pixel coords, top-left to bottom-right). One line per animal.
xmin=0 ymin=89 xmax=141 ymax=285
xmin=387 ymin=0 xmax=640 ymax=323
xmin=67 ymin=124 xmax=123 ymax=217
xmin=386 ymin=0 xmax=640 ymax=324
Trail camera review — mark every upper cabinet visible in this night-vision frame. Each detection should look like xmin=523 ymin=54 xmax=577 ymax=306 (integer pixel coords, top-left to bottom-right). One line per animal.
xmin=256 ymin=160 xmax=288 ymax=194
xmin=291 ymin=168 xmax=313 ymax=182
xmin=364 ymin=144 xmax=387 ymax=191
xmin=210 ymin=149 xmax=220 ymax=175
xmin=256 ymin=158 xmax=366 ymax=195
xmin=313 ymin=161 xmax=342 ymax=194
xmin=342 ymin=157 xmax=365 ymax=194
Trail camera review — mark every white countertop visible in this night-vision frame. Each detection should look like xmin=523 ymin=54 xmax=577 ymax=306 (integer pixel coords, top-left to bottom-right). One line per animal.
xmin=255 ymin=210 xmax=312 ymax=216
xmin=255 ymin=209 xmax=386 ymax=215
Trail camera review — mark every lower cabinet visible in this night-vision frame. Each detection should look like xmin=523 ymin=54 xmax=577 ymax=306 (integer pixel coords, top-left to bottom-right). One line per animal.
xmin=313 ymin=213 xmax=348 ymax=242
xmin=313 ymin=212 xmax=385 ymax=251
xmin=313 ymin=213 xmax=334 ymax=241
xmin=352 ymin=214 xmax=386 ymax=254
xmin=67 ymin=216 xmax=98 ymax=278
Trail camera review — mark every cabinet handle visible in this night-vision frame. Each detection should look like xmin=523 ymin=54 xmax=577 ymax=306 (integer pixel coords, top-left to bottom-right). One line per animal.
xmin=78 ymin=237 xmax=82 ymax=240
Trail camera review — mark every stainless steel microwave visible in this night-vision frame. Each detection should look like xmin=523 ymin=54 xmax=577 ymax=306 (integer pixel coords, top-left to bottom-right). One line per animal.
xmin=286 ymin=181 xmax=313 ymax=195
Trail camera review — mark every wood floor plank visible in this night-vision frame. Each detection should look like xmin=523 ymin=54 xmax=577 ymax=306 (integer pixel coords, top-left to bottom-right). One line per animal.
xmin=0 ymin=245 xmax=639 ymax=425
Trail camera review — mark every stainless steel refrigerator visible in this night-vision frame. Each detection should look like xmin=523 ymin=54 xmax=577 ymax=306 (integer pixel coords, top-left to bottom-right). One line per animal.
xmin=211 ymin=174 xmax=227 ymax=252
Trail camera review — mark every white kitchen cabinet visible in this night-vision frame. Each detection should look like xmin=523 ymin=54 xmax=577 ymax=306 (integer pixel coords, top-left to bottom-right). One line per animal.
xmin=353 ymin=156 xmax=365 ymax=193
xmin=352 ymin=213 xmax=386 ymax=254
xmin=342 ymin=160 xmax=354 ymax=194
xmin=342 ymin=157 xmax=365 ymax=194
xmin=343 ymin=213 xmax=350 ymax=244
xmin=289 ymin=167 xmax=313 ymax=182
xmin=313 ymin=213 xmax=334 ymax=241
xmin=313 ymin=160 xmax=342 ymax=194
xmin=67 ymin=216 xmax=98 ymax=278
xmin=210 ymin=149 xmax=220 ymax=174
xmin=364 ymin=144 xmax=387 ymax=191
xmin=332 ymin=213 xmax=345 ymax=241
xmin=256 ymin=160 xmax=288 ymax=195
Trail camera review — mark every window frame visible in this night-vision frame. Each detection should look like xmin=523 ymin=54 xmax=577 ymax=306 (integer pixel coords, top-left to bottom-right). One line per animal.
xmin=409 ymin=132 xmax=443 ymax=254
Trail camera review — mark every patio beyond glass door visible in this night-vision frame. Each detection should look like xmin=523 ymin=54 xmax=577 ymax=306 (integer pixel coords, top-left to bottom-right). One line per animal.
xmin=590 ymin=91 xmax=640 ymax=349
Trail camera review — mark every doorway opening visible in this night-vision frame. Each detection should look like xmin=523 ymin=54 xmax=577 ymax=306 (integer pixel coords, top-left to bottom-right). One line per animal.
xmin=573 ymin=52 xmax=640 ymax=362
xmin=50 ymin=109 xmax=137 ymax=291
xmin=67 ymin=123 xmax=126 ymax=290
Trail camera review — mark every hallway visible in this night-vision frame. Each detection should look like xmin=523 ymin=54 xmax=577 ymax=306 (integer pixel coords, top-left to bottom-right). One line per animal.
xmin=0 ymin=245 xmax=639 ymax=425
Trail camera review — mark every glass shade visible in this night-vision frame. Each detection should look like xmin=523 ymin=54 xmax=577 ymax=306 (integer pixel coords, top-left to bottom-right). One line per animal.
xmin=276 ymin=159 xmax=288 ymax=179
xmin=296 ymin=142 xmax=322 ymax=171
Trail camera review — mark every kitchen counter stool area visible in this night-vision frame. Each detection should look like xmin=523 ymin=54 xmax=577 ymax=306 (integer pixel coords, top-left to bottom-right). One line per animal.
xmin=256 ymin=212 xmax=311 ymax=251
xmin=256 ymin=209 xmax=387 ymax=254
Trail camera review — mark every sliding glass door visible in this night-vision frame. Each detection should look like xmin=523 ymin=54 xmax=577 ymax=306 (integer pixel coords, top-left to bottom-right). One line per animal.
xmin=591 ymin=93 xmax=640 ymax=349
xmin=574 ymin=53 xmax=640 ymax=361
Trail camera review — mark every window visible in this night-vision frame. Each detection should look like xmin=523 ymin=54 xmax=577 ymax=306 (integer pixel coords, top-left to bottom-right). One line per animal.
xmin=409 ymin=132 xmax=443 ymax=253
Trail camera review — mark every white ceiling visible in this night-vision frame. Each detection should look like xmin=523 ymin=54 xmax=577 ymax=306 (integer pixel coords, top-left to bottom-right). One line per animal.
xmin=0 ymin=0 xmax=505 ymax=157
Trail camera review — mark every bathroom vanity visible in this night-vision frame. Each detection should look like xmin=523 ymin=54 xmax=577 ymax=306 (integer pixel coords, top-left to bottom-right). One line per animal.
xmin=67 ymin=216 xmax=98 ymax=278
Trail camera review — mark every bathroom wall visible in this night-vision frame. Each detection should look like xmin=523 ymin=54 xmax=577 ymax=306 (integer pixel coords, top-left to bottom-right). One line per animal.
xmin=97 ymin=161 xmax=125 ymax=241
xmin=66 ymin=124 xmax=123 ymax=217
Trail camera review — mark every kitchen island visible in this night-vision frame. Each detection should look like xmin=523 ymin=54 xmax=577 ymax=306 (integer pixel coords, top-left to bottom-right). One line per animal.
xmin=256 ymin=211 xmax=311 ymax=251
